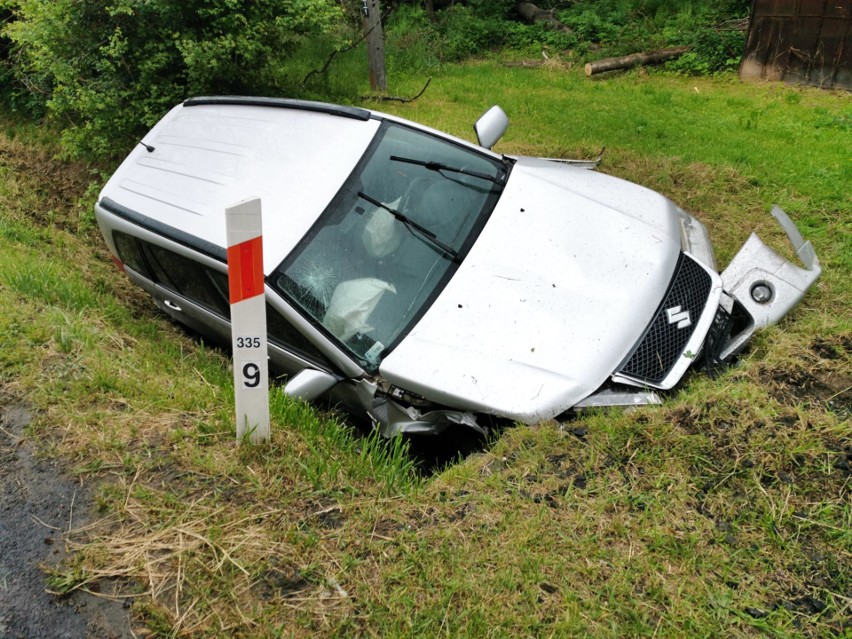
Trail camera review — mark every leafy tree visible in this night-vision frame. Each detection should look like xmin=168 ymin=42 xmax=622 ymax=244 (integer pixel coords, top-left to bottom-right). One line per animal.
xmin=3 ymin=0 xmax=342 ymax=159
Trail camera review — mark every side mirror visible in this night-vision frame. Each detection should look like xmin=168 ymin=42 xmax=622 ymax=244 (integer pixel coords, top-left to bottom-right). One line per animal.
xmin=474 ymin=106 xmax=509 ymax=150
xmin=283 ymin=369 xmax=339 ymax=401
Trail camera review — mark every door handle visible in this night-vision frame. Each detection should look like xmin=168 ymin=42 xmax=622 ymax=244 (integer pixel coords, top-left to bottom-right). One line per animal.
xmin=163 ymin=299 xmax=182 ymax=312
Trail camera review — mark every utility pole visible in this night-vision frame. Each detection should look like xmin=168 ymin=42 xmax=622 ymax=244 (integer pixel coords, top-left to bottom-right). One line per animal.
xmin=362 ymin=0 xmax=387 ymax=92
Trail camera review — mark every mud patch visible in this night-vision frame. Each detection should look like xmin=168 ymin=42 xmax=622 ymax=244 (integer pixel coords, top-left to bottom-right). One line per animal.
xmin=0 ymin=399 xmax=133 ymax=639
xmin=0 ymin=135 xmax=92 ymax=233
xmin=759 ymin=334 xmax=851 ymax=418
xmin=766 ymin=366 xmax=851 ymax=418
xmin=255 ymin=560 xmax=312 ymax=600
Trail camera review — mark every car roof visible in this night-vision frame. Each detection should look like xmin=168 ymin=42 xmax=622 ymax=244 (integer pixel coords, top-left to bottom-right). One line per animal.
xmin=99 ymin=98 xmax=382 ymax=272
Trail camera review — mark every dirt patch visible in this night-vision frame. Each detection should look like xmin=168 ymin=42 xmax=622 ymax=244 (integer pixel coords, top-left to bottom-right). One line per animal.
xmin=770 ymin=366 xmax=852 ymax=415
xmin=0 ymin=399 xmax=133 ymax=639
xmin=0 ymin=135 xmax=93 ymax=233
xmin=765 ymin=335 xmax=852 ymax=419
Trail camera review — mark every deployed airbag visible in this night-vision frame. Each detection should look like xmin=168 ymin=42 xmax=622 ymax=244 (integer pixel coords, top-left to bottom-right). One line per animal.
xmin=322 ymin=278 xmax=396 ymax=341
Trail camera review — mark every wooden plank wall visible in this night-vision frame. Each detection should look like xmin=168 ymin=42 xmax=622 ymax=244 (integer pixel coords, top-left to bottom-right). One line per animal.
xmin=740 ymin=0 xmax=852 ymax=89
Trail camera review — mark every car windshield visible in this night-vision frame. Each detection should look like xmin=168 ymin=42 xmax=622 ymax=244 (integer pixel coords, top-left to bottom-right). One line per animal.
xmin=272 ymin=120 xmax=508 ymax=371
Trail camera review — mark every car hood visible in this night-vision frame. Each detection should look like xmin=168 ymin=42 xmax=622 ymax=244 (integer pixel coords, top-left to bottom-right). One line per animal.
xmin=379 ymin=157 xmax=683 ymax=422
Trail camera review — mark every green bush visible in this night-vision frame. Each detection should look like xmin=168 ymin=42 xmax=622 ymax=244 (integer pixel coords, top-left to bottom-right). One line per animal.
xmin=560 ymin=6 xmax=628 ymax=44
xmin=553 ymin=0 xmax=749 ymax=72
xmin=436 ymin=2 xmax=581 ymax=61
xmin=0 ymin=3 xmax=45 ymax=116
xmin=384 ymin=0 xmax=748 ymax=71
xmin=463 ymin=0 xmax=517 ymax=20
xmin=384 ymin=4 xmax=441 ymax=76
xmin=503 ymin=21 xmax=577 ymax=54
xmin=667 ymin=24 xmax=746 ymax=74
xmin=439 ymin=5 xmax=509 ymax=61
xmin=3 ymin=0 xmax=343 ymax=160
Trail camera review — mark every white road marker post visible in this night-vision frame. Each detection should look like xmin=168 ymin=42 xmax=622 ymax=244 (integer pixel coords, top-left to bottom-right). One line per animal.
xmin=225 ymin=197 xmax=270 ymax=443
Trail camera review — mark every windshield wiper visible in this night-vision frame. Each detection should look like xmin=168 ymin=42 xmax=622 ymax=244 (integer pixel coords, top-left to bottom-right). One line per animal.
xmin=357 ymin=191 xmax=461 ymax=264
xmin=390 ymin=155 xmax=504 ymax=186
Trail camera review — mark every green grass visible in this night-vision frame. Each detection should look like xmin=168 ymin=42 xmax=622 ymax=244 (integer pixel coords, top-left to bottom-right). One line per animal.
xmin=1 ymin=64 xmax=850 ymax=638
xmin=371 ymin=62 xmax=849 ymax=209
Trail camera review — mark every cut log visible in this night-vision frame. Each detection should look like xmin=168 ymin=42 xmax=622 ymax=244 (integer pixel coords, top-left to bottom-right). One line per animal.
xmin=516 ymin=2 xmax=573 ymax=34
xmin=584 ymin=46 xmax=691 ymax=76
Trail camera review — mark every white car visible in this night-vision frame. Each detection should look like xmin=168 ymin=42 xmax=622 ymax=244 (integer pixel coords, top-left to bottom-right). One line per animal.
xmin=94 ymin=97 xmax=821 ymax=436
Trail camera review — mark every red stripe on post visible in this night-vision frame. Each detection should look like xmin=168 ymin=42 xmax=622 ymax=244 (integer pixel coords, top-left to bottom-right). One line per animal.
xmin=227 ymin=235 xmax=264 ymax=305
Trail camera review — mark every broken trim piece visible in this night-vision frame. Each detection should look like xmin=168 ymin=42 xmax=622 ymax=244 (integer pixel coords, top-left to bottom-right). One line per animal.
xmin=544 ymin=147 xmax=606 ymax=170
xmin=720 ymin=205 xmax=821 ymax=359
xmin=574 ymin=388 xmax=662 ymax=409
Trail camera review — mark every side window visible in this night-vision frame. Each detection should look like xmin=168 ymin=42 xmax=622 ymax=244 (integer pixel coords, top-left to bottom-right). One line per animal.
xmin=267 ymin=305 xmax=333 ymax=369
xmin=143 ymin=243 xmax=231 ymax=318
xmin=113 ymin=231 xmax=153 ymax=279
xmin=111 ymin=231 xmax=333 ymax=370
xmin=207 ymin=263 xmax=332 ymax=368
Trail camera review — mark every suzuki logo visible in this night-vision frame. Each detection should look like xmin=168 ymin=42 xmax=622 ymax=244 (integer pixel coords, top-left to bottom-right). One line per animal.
xmin=666 ymin=305 xmax=692 ymax=329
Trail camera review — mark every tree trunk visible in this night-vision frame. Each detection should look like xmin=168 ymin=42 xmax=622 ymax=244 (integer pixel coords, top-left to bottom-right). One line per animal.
xmin=424 ymin=0 xmax=436 ymax=22
xmin=515 ymin=2 xmax=573 ymax=34
xmin=584 ymin=46 xmax=691 ymax=76
xmin=362 ymin=0 xmax=387 ymax=91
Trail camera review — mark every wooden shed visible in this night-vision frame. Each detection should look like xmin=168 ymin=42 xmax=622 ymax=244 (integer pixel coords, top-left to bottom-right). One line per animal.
xmin=740 ymin=0 xmax=852 ymax=89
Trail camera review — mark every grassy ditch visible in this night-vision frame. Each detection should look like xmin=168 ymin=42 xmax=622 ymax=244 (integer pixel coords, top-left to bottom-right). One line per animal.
xmin=0 ymin=67 xmax=849 ymax=638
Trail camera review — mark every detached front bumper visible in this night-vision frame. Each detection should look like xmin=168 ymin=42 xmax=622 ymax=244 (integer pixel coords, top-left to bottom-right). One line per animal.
xmin=717 ymin=205 xmax=821 ymax=360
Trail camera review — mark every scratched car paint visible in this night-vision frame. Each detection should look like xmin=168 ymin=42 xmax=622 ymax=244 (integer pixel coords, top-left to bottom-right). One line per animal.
xmin=94 ymin=98 xmax=821 ymax=436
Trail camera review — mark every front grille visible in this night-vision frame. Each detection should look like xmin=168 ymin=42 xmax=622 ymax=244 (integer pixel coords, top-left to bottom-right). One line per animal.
xmin=700 ymin=305 xmax=734 ymax=374
xmin=618 ymin=254 xmax=712 ymax=384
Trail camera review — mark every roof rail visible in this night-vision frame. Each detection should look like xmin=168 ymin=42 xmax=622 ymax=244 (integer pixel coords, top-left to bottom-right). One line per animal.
xmin=183 ymin=96 xmax=372 ymax=121
xmin=99 ymin=197 xmax=228 ymax=263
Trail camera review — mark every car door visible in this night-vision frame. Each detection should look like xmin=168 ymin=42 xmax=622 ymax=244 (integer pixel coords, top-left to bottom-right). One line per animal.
xmin=113 ymin=229 xmax=339 ymax=379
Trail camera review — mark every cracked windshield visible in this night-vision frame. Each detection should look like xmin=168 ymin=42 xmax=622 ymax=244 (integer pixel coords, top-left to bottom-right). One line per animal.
xmin=273 ymin=121 xmax=507 ymax=369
